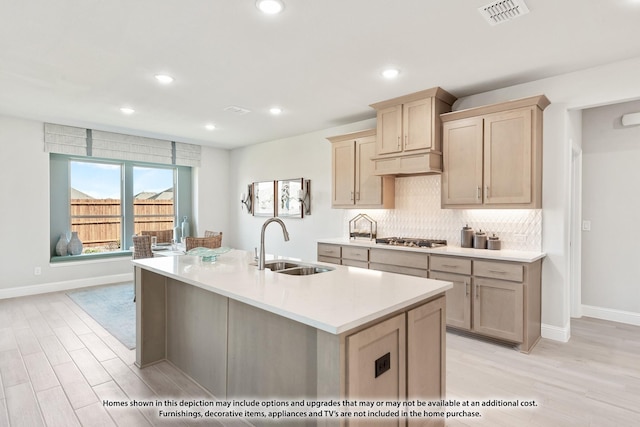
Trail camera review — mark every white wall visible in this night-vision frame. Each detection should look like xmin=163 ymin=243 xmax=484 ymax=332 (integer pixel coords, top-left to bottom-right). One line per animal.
xmin=0 ymin=114 xmax=230 ymax=298
xmin=228 ymin=119 xmax=376 ymax=261
xmin=581 ymin=100 xmax=640 ymax=320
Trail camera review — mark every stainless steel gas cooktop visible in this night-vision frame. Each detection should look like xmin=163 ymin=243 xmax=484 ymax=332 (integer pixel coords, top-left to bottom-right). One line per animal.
xmin=375 ymin=237 xmax=447 ymax=248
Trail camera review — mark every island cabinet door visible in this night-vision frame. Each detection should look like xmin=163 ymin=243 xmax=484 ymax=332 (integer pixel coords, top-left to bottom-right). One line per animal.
xmin=346 ymin=313 xmax=406 ymax=426
xmin=407 ymin=296 xmax=446 ymax=427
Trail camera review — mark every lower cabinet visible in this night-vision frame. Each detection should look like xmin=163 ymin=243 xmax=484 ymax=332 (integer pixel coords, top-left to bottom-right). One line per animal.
xmin=430 ymin=255 xmax=541 ymax=353
xmin=370 ymin=248 xmax=429 ymax=278
xmin=346 ymin=296 xmax=446 ymax=427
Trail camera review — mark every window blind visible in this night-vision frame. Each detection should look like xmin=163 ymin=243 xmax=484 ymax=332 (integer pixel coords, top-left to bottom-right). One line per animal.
xmin=44 ymin=123 xmax=201 ymax=166
xmin=44 ymin=123 xmax=87 ymax=155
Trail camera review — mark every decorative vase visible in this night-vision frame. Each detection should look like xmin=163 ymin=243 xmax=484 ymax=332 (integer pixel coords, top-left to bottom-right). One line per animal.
xmin=55 ymin=233 xmax=69 ymax=256
xmin=67 ymin=231 xmax=83 ymax=255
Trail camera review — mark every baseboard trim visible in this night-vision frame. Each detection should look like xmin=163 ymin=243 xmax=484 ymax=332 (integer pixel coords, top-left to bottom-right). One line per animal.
xmin=541 ymin=322 xmax=570 ymax=342
xmin=581 ymin=304 xmax=640 ymax=326
xmin=0 ymin=273 xmax=133 ymax=300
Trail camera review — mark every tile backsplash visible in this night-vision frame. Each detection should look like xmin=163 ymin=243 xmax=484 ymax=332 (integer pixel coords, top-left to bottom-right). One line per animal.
xmin=343 ymin=175 xmax=542 ymax=252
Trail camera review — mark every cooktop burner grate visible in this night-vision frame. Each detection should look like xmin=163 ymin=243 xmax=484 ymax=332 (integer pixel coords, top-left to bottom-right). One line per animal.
xmin=375 ymin=237 xmax=447 ymax=248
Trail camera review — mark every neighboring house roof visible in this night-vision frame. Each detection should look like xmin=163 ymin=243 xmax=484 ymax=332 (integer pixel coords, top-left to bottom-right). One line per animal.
xmin=135 ymin=188 xmax=174 ymax=200
xmin=70 ymin=188 xmax=94 ymax=199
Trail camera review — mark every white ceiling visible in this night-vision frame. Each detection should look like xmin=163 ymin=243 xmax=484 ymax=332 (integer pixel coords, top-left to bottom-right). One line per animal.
xmin=1 ymin=0 xmax=640 ymax=149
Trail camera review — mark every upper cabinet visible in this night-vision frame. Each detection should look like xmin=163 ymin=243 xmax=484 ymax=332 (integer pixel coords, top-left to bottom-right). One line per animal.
xmin=440 ymin=95 xmax=550 ymax=209
xmin=327 ymin=129 xmax=394 ymax=209
xmin=369 ymin=87 xmax=457 ymax=176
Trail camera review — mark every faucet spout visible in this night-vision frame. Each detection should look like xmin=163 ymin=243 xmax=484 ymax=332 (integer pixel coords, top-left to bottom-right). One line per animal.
xmin=258 ymin=217 xmax=290 ymax=270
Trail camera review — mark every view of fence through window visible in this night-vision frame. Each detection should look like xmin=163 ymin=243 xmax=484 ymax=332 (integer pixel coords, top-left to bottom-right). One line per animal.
xmin=70 ymin=161 xmax=175 ymax=253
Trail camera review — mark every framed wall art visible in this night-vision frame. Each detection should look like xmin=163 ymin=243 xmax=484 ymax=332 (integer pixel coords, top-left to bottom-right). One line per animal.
xmin=276 ymin=178 xmax=303 ymax=218
xmin=252 ymin=181 xmax=275 ymax=217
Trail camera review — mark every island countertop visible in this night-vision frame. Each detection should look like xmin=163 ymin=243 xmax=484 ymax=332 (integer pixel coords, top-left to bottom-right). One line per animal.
xmin=132 ymin=249 xmax=452 ymax=335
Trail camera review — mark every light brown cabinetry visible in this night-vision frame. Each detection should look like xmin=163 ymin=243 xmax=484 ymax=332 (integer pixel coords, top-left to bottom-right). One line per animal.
xmin=370 ymin=87 xmax=457 ymax=176
xmin=328 ymin=129 xmax=394 ymax=209
xmin=342 ymin=246 xmax=369 ymax=268
xmin=317 ymin=243 xmax=341 ymax=265
xmin=430 ymin=255 xmax=541 ymax=353
xmin=347 ymin=296 xmax=446 ymax=427
xmin=440 ymin=95 xmax=550 ymax=208
xmin=369 ymin=248 xmax=429 ymax=278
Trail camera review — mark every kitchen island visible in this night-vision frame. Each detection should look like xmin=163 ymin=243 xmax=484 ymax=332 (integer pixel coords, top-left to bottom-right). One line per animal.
xmin=132 ymin=249 xmax=452 ymax=426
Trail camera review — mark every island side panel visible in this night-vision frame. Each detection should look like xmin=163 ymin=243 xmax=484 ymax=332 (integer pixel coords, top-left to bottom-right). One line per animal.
xmin=135 ymin=267 xmax=167 ymax=367
xmin=166 ymin=278 xmax=228 ymax=399
xmin=227 ymin=299 xmax=342 ymax=427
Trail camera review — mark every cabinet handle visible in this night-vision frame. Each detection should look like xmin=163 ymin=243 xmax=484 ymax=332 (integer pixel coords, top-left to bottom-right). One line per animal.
xmin=477 ymin=186 xmax=481 ymax=200
xmin=350 ymin=191 xmax=354 ymax=201
xmin=486 ymin=185 xmax=490 ymax=199
xmin=442 ymin=264 xmax=458 ymax=269
xmin=475 ymin=285 xmax=479 ymax=299
xmin=405 ymin=135 xmax=408 ymax=147
xmin=355 ymin=191 xmax=360 ymax=201
xmin=397 ymin=136 xmax=401 ymax=150
xmin=488 ymin=270 xmax=507 ymax=275
xmin=465 ymin=281 xmax=470 ymax=296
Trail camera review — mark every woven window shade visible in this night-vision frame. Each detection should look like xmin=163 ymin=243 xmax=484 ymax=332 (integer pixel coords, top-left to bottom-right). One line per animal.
xmin=92 ymin=130 xmax=173 ymax=164
xmin=174 ymin=141 xmax=201 ymax=167
xmin=44 ymin=123 xmax=88 ymax=155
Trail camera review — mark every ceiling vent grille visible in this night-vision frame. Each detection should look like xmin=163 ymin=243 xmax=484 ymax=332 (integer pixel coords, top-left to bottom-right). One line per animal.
xmin=479 ymin=0 xmax=530 ymax=26
xmin=224 ymin=105 xmax=251 ymax=115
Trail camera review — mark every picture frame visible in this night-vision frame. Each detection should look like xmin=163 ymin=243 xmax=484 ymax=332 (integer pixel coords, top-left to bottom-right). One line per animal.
xmin=252 ymin=181 xmax=275 ymax=217
xmin=276 ymin=178 xmax=303 ymax=218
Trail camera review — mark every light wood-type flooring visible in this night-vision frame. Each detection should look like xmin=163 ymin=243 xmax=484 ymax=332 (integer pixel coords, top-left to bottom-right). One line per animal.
xmin=1 ymin=287 xmax=639 ymax=426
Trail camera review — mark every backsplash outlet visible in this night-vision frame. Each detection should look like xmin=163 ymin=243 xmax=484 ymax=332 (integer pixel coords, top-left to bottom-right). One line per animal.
xmin=343 ymin=175 xmax=541 ymax=251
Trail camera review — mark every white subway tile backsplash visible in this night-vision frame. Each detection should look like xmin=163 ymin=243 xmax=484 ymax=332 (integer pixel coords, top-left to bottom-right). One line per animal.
xmin=343 ymin=175 xmax=541 ymax=251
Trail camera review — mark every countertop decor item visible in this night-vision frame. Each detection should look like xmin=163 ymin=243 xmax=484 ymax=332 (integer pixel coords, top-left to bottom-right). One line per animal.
xmin=349 ymin=213 xmax=377 ymax=240
xmin=67 ymin=231 xmax=83 ymax=255
xmin=186 ymin=246 xmax=231 ymax=263
xmin=487 ymin=234 xmax=502 ymax=250
xmin=461 ymin=224 xmax=474 ymax=248
xmin=473 ymin=229 xmax=487 ymax=249
xmin=55 ymin=233 xmax=69 ymax=256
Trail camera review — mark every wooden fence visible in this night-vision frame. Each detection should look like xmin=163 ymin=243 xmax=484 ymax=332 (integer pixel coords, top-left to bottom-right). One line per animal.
xmin=71 ymin=199 xmax=174 ymax=251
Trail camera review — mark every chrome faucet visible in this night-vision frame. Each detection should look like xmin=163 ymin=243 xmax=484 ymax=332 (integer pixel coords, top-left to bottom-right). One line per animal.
xmin=258 ymin=217 xmax=290 ymax=270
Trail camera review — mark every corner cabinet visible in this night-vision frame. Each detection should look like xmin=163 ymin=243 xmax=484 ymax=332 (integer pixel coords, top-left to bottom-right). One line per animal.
xmin=370 ymin=87 xmax=457 ymax=176
xmin=327 ymin=129 xmax=395 ymax=209
xmin=440 ymin=95 xmax=550 ymax=209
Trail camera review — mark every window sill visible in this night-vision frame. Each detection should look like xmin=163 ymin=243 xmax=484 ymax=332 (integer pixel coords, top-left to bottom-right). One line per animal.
xmin=50 ymin=251 xmax=132 ymax=266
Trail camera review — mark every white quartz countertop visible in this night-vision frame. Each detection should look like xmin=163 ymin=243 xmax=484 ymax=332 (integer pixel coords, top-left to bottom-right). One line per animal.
xmin=132 ymin=250 xmax=452 ymax=335
xmin=318 ymin=238 xmax=546 ymax=263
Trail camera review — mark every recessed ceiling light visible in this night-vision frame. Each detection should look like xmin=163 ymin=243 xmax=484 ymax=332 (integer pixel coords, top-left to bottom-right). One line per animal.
xmin=120 ymin=107 xmax=135 ymax=114
xmin=154 ymin=74 xmax=174 ymax=84
xmin=269 ymin=107 xmax=283 ymax=115
xmin=205 ymin=124 xmax=216 ymax=131
xmin=256 ymin=0 xmax=284 ymax=14
xmin=382 ymin=68 xmax=400 ymax=79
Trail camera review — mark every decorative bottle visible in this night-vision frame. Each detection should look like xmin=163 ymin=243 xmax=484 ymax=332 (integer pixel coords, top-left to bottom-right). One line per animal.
xmin=181 ymin=216 xmax=190 ymax=239
xmin=55 ymin=233 xmax=69 ymax=256
xmin=67 ymin=231 xmax=83 ymax=255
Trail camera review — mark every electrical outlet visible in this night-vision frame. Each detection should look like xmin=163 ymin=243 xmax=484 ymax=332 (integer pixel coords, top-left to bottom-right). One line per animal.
xmin=375 ymin=352 xmax=391 ymax=378
xmin=582 ymin=221 xmax=591 ymax=231
xmin=34 ymin=267 xmax=41 ymax=276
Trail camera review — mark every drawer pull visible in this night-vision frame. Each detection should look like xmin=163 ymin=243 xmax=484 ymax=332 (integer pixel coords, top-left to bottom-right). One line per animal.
xmin=465 ymin=281 xmax=469 ymax=296
xmin=442 ymin=264 xmax=458 ymax=269
xmin=488 ymin=269 xmax=507 ymax=274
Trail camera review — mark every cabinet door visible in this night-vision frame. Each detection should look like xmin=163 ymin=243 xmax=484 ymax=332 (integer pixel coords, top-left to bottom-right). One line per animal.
xmin=473 ymin=278 xmax=523 ymax=342
xmin=484 ymin=109 xmax=532 ymax=205
xmin=441 ymin=117 xmax=484 ymax=206
xmin=430 ymin=271 xmax=471 ymax=330
xmin=403 ymin=98 xmax=433 ymax=151
xmin=407 ymin=297 xmax=446 ymax=427
xmin=347 ymin=314 xmax=405 ymax=426
xmin=355 ymin=135 xmax=383 ymax=206
xmin=376 ymin=105 xmax=403 ymax=155
xmin=331 ymin=139 xmax=355 ymax=207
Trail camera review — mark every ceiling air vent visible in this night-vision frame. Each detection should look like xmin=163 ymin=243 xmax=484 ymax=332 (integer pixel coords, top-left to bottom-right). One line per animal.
xmin=224 ymin=105 xmax=251 ymax=115
xmin=479 ymin=0 xmax=530 ymax=26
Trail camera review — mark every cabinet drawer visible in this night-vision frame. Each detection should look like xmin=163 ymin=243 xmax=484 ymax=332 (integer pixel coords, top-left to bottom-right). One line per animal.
xmin=370 ymin=263 xmax=428 ymax=278
xmin=318 ymin=255 xmax=341 ymax=265
xmin=317 ymin=243 xmax=341 ymax=259
xmin=474 ymin=260 xmax=523 ymax=282
xmin=342 ymin=246 xmax=369 ymax=261
xmin=430 ymin=256 xmax=471 ymax=275
xmin=342 ymin=259 xmax=369 ymax=269
xmin=370 ymin=248 xmax=428 ymax=270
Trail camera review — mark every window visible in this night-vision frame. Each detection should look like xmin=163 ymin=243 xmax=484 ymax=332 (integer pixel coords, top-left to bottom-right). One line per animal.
xmin=50 ymin=154 xmax=192 ymax=259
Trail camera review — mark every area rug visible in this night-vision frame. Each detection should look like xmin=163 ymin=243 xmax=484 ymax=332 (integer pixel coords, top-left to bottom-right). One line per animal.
xmin=67 ymin=283 xmax=136 ymax=349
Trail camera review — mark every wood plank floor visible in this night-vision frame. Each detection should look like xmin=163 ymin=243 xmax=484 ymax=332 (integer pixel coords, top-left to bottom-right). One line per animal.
xmin=1 ymin=287 xmax=639 ymax=426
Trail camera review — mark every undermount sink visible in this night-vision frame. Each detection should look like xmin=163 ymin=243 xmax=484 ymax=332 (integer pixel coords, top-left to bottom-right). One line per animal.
xmin=264 ymin=261 xmax=334 ymax=275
